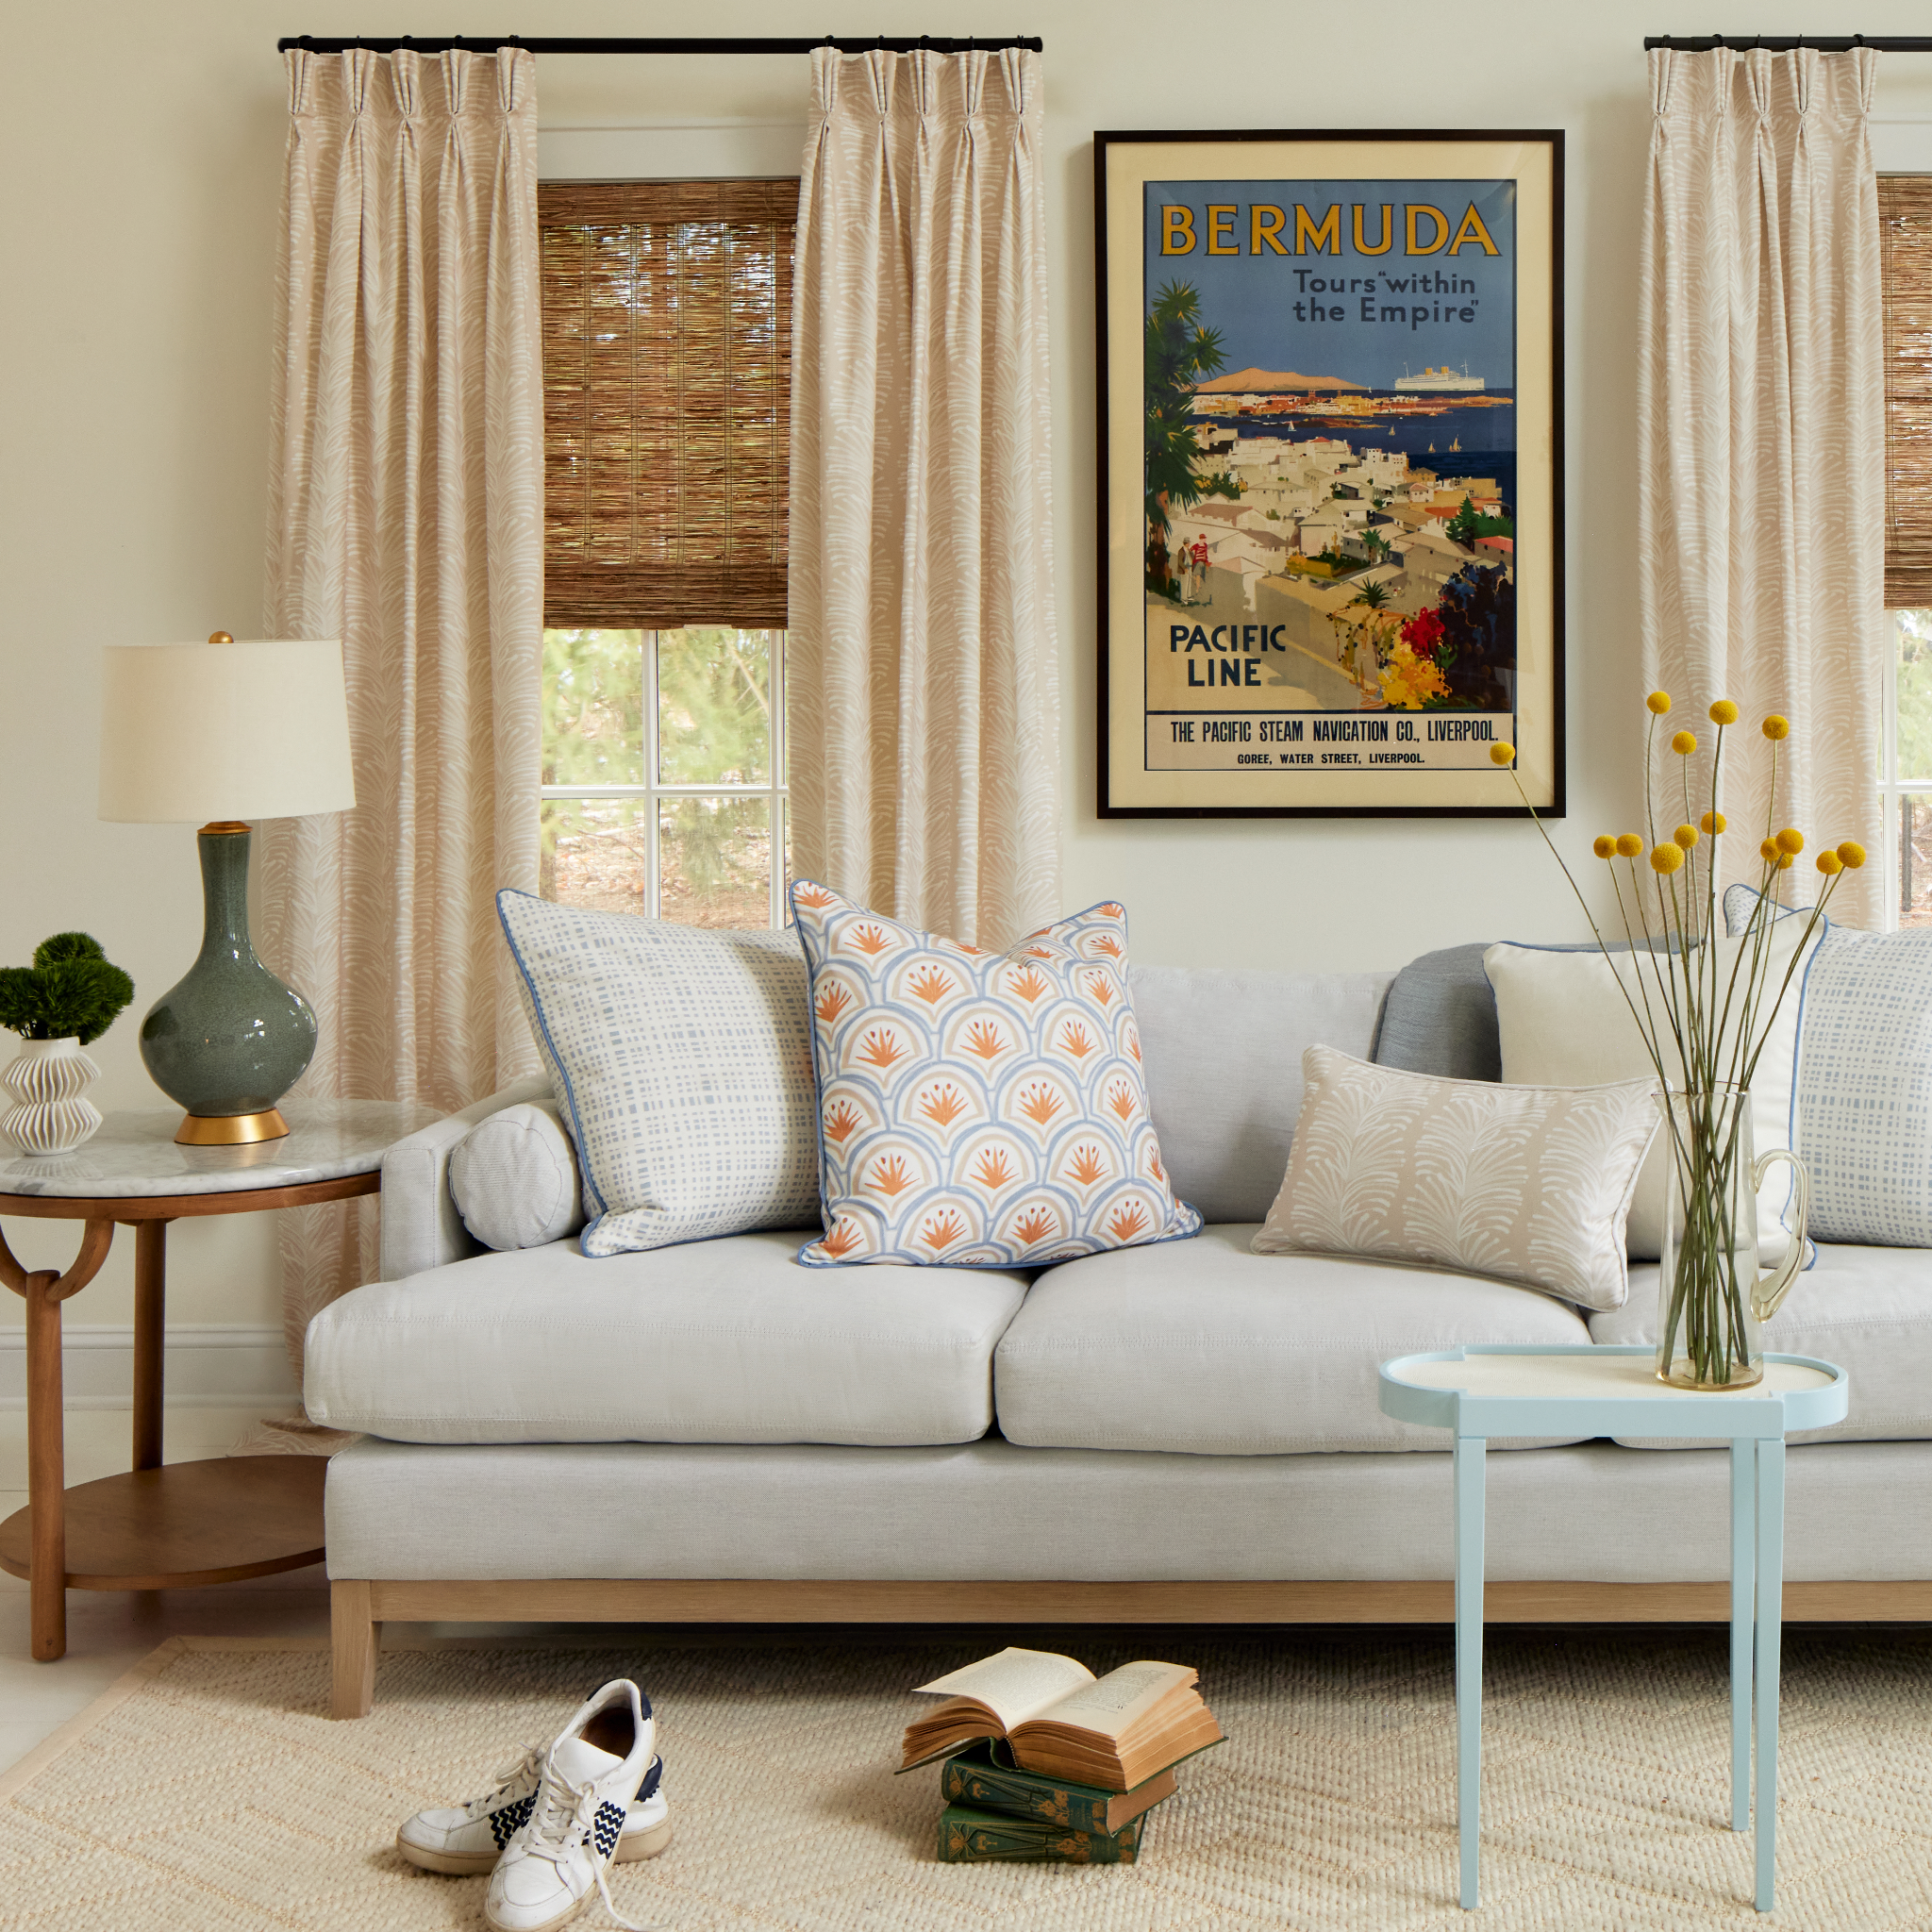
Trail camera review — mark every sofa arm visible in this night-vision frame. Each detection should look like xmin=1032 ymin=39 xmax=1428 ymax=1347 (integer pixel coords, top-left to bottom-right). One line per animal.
xmin=379 ymin=1075 xmax=554 ymax=1280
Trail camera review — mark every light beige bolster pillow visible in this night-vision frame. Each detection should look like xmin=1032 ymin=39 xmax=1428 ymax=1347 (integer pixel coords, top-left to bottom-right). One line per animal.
xmin=448 ymin=1098 xmax=586 ymax=1252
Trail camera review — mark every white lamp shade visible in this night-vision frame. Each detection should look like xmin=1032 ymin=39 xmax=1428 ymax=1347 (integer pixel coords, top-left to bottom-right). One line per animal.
xmin=98 ymin=639 xmax=358 ymax=824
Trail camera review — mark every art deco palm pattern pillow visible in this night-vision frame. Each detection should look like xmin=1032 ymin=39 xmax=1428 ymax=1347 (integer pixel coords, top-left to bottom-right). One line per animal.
xmin=1253 ymin=1045 xmax=1660 ymax=1310
xmin=496 ymin=891 xmax=820 ymax=1257
xmin=789 ymin=884 xmax=1200 ymax=1267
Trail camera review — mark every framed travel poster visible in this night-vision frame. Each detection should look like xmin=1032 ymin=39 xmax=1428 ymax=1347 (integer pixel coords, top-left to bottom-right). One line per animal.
xmin=1096 ymin=130 xmax=1564 ymax=817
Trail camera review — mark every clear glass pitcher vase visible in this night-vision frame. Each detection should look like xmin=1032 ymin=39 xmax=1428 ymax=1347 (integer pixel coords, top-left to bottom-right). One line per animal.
xmin=1656 ymin=1087 xmax=1810 ymax=1391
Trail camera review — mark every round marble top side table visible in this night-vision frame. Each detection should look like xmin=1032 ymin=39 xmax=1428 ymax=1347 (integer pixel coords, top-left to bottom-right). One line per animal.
xmin=0 ymin=1099 xmax=436 ymax=1661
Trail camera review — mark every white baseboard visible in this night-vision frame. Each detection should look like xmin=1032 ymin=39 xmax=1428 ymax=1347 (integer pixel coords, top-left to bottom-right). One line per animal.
xmin=0 ymin=1324 xmax=297 ymax=1410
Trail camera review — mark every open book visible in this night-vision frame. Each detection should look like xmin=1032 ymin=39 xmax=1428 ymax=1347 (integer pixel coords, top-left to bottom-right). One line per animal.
xmin=901 ymin=1647 xmax=1224 ymax=1790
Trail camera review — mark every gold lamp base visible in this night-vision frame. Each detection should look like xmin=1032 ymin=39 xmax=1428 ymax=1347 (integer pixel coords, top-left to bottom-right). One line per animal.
xmin=174 ymin=1108 xmax=291 ymax=1147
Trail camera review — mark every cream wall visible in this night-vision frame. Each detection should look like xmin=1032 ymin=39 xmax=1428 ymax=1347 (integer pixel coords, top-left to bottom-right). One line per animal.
xmin=5 ymin=0 xmax=1931 ymax=1337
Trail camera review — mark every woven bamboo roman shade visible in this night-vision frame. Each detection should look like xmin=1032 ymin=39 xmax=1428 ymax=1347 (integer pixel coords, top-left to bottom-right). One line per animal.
xmin=541 ymin=179 xmax=796 ymax=628
xmin=1882 ymin=175 xmax=1932 ymax=608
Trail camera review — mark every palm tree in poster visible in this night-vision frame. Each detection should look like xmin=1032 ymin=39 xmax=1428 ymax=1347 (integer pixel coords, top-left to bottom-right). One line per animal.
xmin=1144 ymin=280 xmax=1239 ymax=597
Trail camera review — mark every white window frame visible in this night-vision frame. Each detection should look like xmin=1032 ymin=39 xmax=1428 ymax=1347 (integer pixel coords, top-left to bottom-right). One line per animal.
xmin=541 ymin=628 xmax=790 ymax=926
xmin=1879 ymin=610 xmax=1932 ymax=934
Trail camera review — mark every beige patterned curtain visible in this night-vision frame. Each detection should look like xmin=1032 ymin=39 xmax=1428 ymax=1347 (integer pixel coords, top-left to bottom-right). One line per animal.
xmin=1638 ymin=46 xmax=1886 ymax=927
xmin=788 ymin=48 xmax=1060 ymax=947
xmin=262 ymin=47 xmax=542 ymax=1404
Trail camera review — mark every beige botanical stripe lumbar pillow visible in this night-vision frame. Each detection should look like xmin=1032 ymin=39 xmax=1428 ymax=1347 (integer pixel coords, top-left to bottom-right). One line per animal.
xmin=1253 ymin=1045 xmax=1660 ymax=1310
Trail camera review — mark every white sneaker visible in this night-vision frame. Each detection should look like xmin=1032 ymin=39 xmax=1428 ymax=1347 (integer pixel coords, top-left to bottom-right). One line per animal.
xmin=398 ymin=1740 xmax=670 ymax=1875
xmin=485 ymin=1679 xmax=661 ymax=1932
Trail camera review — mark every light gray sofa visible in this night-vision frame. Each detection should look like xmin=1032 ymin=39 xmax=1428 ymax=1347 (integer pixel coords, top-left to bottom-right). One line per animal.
xmin=308 ymin=953 xmax=1932 ymax=1717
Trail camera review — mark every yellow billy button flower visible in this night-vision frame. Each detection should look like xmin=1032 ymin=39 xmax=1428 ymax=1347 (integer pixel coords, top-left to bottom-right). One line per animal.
xmin=1708 ymin=699 xmax=1740 ymax=725
xmin=1776 ymin=852 xmax=1794 ymax=871
xmin=1616 ymin=833 xmax=1644 ymax=858
xmin=1838 ymin=841 xmax=1867 ymax=869
xmin=1671 ymin=730 xmax=1697 ymax=756
xmin=1817 ymin=851 xmax=1844 ymax=875
xmin=1760 ymin=839 xmax=1780 ymax=863
xmin=1701 ymin=810 xmax=1726 ymax=834
xmin=1651 ymin=843 xmax=1686 ymax=874
xmin=1646 ymin=691 xmax=1673 ymax=714
xmin=1775 ymin=827 xmax=1805 ymax=855
xmin=1763 ymin=715 xmax=1790 ymax=741
xmin=1490 ymin=741 xmax=1515 ymax=765
xmin=1592 ymin=836 xmax=1617 ymax=859
xmin=1674 ymin=823 xmax=1698 ymax=849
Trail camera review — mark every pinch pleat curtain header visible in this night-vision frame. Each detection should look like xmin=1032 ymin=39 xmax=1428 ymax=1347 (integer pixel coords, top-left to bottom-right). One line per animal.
xmin=788 ymin=48 xmax=1061 ymax=947
xmin=1638 ymin=46 xmax=1884 ymax=928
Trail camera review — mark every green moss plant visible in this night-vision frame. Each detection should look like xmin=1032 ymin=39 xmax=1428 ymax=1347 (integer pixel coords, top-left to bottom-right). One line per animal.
xmin=0 ymin=933 xmax=136 ymax=1045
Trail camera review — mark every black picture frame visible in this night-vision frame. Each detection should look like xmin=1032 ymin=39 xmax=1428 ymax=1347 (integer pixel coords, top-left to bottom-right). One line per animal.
xmin=1095 ymin=129 xmax=1565 ymax=819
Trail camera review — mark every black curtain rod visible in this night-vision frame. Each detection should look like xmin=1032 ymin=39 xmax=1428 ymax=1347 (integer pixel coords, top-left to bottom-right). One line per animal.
xmin=1645 ymin=34 xmax=1932 ymax=52
xmin=276 ymin=34 xmax=1042 ymax=55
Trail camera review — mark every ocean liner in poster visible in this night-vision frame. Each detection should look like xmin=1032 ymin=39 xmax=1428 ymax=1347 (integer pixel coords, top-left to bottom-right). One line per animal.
xmin=1098 ymin=133 xmax=1562 ymax=817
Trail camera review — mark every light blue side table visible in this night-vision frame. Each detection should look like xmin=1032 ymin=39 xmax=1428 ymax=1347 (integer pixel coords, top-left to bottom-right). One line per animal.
xmin=1377 ymin=1343 xmax=1848 ymax=1914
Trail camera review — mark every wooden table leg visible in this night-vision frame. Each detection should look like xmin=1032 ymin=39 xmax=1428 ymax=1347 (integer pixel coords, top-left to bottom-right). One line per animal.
xmin=132 ymin=1221 xmax=169 ymax=1473
xmin=25 ymin=1271 xmax=65 ymax=1659
xmin=1455 ymin=1430 xmax=1487 ymax=1911
xmin=0 ymin=1217 xmax=118 ymax=1661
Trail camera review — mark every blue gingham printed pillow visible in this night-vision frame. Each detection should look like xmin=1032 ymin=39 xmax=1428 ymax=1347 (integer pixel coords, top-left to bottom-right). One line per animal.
xmin=1727 ymin=883 xmax=1932 ymax=1247
xmin=496 ymin=891 xmax=820 ymax=1257
xmin=789 ymin=883 xmax=1202 ymax=1267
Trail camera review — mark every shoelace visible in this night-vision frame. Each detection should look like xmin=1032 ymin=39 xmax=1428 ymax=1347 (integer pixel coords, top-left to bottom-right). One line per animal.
xmin=520 ymin=1765 xmax=653 ymax=1932
xmin=463 ymin=1744 xmax=544 ymax=1820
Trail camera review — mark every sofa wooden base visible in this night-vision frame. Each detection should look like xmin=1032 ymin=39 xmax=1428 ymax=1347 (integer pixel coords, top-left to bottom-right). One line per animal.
xmin=326 ymin=1575 xmax=1932 ymax=1718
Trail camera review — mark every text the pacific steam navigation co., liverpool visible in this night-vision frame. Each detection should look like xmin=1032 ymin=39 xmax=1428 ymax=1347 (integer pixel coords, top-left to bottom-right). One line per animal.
xmin=1146 ymin=710 xmax=1512 ymax=771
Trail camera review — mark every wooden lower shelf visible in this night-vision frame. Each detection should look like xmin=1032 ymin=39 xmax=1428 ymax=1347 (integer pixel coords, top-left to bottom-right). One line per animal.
xmin=0 ymin=1457 xmax=325 ymax=1591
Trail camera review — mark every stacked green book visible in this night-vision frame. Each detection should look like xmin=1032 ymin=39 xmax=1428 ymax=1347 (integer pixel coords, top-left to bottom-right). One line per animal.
xmin=933 ymin=1741 xmax=1174 ymax=1864
xmin=939 ymin=1802 xmax=1144 ymax=1864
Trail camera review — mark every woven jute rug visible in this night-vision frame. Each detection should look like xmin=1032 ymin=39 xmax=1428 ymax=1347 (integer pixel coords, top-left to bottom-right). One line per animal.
xmin=4 ymin=1628 xmax=1932 ymax=1930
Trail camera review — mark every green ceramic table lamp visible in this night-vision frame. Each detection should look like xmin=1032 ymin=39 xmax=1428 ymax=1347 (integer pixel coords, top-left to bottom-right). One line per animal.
xmin=98 ymin=634 xmax=356 ymax=1145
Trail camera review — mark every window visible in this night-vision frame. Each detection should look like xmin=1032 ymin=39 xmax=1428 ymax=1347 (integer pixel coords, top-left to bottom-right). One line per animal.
xmin=541 ymin=625 xmax=788 ymax=926
xmin=1879 ymin=176 xmax=1932 ymax=926
xmin=538 ymin=178 xmax=796 ymax=924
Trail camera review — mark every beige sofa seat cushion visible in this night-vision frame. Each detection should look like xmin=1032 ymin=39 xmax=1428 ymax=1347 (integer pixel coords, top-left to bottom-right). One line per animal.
xmin=993 ymin=1224 xmax=1592 ymax=1456
xmin=304 ymin=1232 xmax=1030 ymax=1447
xmin=1591 ymin=1244 xmax=1932 ymax=1445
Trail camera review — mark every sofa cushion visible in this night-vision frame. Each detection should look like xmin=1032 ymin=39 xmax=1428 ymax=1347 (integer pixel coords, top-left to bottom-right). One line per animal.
xmin=496 ymin=891 xmax=821 ymax=1257
xmin=789 ymin=883 xmax=1198 ymax=1266
xmin=1590 ymin=1242 xmax=1932 ymax=1445
xmin=448 ymin=1098 xmax=585 ymax=1252
xmin=993 ymin=1224 xmax=1593 ymax=1455
xmin=303 ymin=1231 xmax=1030 ymax=1447
xmin=1128 ymin=963 xmax=1392 ymax=1224
xmin=1253 ymin=1046 xmax=1658 ymax=1311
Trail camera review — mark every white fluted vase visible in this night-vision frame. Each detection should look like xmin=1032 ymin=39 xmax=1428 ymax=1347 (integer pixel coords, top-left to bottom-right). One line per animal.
xmin=1 ymin=1037 xmax=104 ymax=1156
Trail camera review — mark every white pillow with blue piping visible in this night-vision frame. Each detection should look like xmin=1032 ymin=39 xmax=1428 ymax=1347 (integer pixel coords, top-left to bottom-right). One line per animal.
xmin=495 ymin=891 xmax=821 ymax=1257
xmin=1486 ymin=915 xmax=1823 ymax=1262
xmin=1726 ymin=883 xmax=1932 ymax=1247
